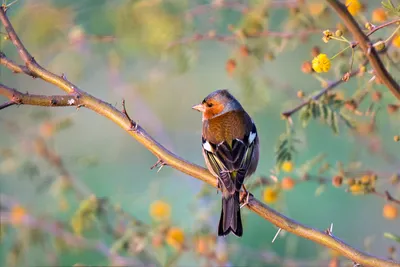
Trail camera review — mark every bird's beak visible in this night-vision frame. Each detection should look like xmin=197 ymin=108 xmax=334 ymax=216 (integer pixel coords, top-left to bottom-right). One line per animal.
xmin=192 ymin=103 xmax=205 ymax=112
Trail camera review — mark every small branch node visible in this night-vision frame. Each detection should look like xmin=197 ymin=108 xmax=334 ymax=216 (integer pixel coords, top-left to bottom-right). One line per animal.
xmin=121 ymin=99 xmax=137 ymax=131
xmin=325 ymin=223 xmax=334 ymax=236
xmin=150 ymin=159 xmax=167 ymax=173
xmin=384 ymin=190 xmax=393 ymax=201
xmin=28 ymin=56 xmax=36 ymax=65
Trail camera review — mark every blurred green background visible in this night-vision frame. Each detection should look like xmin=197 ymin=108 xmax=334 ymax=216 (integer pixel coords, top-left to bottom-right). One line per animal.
xmin=0 ymin=0 xmax=399 ymax=266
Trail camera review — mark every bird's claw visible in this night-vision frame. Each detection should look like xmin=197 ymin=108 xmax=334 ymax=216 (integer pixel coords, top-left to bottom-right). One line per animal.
xmin=240 ymin=185 xmax=252 ymax=209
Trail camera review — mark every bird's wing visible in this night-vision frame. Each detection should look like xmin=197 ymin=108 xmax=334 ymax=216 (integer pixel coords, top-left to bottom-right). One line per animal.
xmin=234 ymin=122 xmax=258 ymax=190
xmin=202 ymin=122 xmax=258 ymax=193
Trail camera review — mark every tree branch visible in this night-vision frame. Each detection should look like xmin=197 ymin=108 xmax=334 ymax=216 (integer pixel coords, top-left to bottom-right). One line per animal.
xmin=0 ymin=100 xmax=15 ymax=110
xmin=0 ymin=5 xmax=399 ymax=267
xmin=0 ymin=83 xmax=80 ymax=108
xmin=326 ymin=0 xmax=400 ymax=101
xmin=282 ymin=60 xmax=368 ymax=117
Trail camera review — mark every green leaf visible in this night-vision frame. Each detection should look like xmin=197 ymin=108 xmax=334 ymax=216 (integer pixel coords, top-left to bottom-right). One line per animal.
xmin=298 ymin=153 xmax=326 ymax=176
xmin=381 ymin=0 xmax=400 ymax=16
xmin=299 ymin=104 xmax=312 ymax=128
xmin=275 ymin=124 xmax=299 ymax=170
xmin=311 ymin=102 xmax=320 ymax=119
xmin=330 ymin=112 xmax=339 ymax=134
xmin=339 ymin=112 xmax=355 ymax=129
xmin=277 ymin=139 xmax=288 ymax=151
xmin=384 ymin=232 xmax=400 ymax=243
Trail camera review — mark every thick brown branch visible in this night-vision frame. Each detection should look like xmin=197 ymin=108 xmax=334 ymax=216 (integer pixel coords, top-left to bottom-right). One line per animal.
xmin=326 ymin=0 xmax=400 ymax=101
xmin=0 ymin=83 xmax=80 ymax=107
xmin=0 ymin=5 xmax=399 ymax=267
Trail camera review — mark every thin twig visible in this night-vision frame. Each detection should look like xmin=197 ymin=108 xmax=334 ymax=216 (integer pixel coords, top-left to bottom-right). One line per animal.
xmin=0 ymin=100 xmax=15 ymax=110
xmin=282 ymin=60 xmax=368 ymax=117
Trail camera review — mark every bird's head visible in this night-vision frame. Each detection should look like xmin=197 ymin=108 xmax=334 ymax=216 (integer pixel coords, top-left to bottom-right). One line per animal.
xmin=192 ymin=89 xmax=243 ymax=120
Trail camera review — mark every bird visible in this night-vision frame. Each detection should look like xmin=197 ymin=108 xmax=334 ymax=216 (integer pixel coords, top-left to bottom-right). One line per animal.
xmin=192 ymin=89 xmax=259 ymax=237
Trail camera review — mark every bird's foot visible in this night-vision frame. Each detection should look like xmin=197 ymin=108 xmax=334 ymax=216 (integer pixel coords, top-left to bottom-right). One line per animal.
xmin=240 ymin=184 xmax=252 ymax=209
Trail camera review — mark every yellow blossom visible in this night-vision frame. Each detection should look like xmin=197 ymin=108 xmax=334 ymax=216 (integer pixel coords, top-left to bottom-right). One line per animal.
xmin=308 ymin=2 xmax=325 ymax=16
xmin=149 ymin=200 xmax=171 ymax=221
xmin=263 ymin=187 xmax=279 ymax=204
xmin=312 ymin=54 xmax=331 ymax=73
xmin=349 ymin=184 xmax=364 ymax=195
xmin=322 ymin=29 xmax=333 ymax=43
xmin=383 ymin=204 xmax=398 ymax=220
xmin=359 ymin=176 xmax=367 ymax=184
xmin=345 ymin=0 xmax=362 ymax=16
xmin=11 ymin=205 xmax=27 ymax=224
xmin=281 ymin=177 xmax=296 ymax=190
xmin=166 ymin=227 xmax=185 ymax=250
xmin=281 ymin=161 xmax=294 ymax=173
xmin=392 ymin=35 xmax=400 ymax=48
xmin=372 ymin=8 xmax=387 ymax=23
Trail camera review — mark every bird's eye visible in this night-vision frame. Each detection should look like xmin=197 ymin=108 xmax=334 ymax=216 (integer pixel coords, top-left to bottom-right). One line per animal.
xmin=206 ymin=102 xmax=213 ymax=107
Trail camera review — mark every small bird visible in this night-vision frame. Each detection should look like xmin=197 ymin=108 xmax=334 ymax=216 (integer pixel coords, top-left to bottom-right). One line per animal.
xmin=192 ymin=89 xmax=259 ymax=237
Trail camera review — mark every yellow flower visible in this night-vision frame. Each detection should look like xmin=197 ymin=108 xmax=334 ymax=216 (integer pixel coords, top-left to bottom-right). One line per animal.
xmin=349 ymin=184 xmax=364 ymax=195
xmin=281 ymin=161 xmax=294 ymax=173
xmin=383 ymin=204 xmax=398 ymax=220
xmin=281 ymin=177 xmax=296 ymax=190
xmin=372 ymin=8 xmax=387 ymax=23
xmin=360 ymin=175 xmax=370 ymax=184
xmin=263 ymin=187 xmax=279 ymax=204
xmin=11 ymin=205 xmax=27 ymax=224
xmin=308 ymin=2 xmax=325 ymax=16
xmin=166 ymin=227 xmax=185 ymax=250
xmin=149 ymin=200 xmax=171 ymax=221
xmin=392 ymin=35 xmax=400 ymax=48
xmin=345 ymin=0 xmax=362 ymax=16
xmin=312 ymin=54 xmax=331 ymax=73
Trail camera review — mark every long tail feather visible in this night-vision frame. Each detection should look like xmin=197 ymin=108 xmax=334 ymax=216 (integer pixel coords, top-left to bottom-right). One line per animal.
xmin=218 ymin=191 xmax=242 ymax=237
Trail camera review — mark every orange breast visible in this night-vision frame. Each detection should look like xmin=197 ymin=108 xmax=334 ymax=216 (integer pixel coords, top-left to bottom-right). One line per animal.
xmin=203 ymin=111 xmax=250 ymax=145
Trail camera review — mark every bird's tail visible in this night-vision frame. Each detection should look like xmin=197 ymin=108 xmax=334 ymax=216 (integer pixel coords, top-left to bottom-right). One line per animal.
xmin=218 ymin=191 xmax=242 ymax=237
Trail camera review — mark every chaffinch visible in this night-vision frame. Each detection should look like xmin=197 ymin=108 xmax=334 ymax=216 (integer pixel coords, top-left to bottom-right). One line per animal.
xmin=192 ymin=89 xmax=259 ymax=237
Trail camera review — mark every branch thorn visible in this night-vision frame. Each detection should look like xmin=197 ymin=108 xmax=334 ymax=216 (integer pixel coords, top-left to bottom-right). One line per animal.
xmin=122 ymin=99 xmax=137 ymax=131
xmin=150 ymin=159 xmax=167 ymax=173
xmin=272 ymin=228 xmax=282 ymax=243
xmin=325 ymin=223 xmax=334 ymax=236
